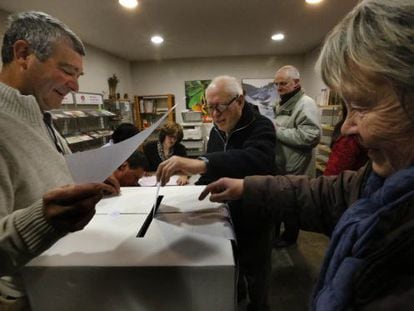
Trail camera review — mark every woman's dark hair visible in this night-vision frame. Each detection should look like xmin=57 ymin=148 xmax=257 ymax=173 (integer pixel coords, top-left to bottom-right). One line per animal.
xmin=112 ymin=123 xmax=139 ymax=143
xmin=158 ymin=121 xmax=183 ymax=144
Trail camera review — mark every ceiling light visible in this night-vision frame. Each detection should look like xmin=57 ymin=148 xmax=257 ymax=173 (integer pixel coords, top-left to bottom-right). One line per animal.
xmin=119 ymin=0 xmax=138 ymax=9
xmin=271 ymin=33 xmax=285 ymax=41
xmin=151 ymin=35 xmax=164 ymax=44
xmin=305 ymin=0 xmax=323 ymax=4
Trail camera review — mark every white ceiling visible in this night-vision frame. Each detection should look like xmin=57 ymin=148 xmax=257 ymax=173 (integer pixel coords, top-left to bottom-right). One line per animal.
xmin=0 ymin=0 xmax=359 ymax=62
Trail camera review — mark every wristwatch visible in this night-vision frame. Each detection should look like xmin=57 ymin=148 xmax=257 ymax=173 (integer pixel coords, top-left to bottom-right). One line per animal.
xmin=198 ymin=156 xmax=209 ymax=170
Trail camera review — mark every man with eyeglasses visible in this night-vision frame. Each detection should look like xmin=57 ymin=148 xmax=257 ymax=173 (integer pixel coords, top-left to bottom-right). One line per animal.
xmin=157 ymin=75 xmax=276 ymax=310
xmin=272 ymin=65 xmax=321 ymax=249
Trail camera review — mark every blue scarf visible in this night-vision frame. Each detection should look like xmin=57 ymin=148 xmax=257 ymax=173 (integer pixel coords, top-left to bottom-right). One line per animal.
xmin=312 ymin=166 xmax=414 ymax=311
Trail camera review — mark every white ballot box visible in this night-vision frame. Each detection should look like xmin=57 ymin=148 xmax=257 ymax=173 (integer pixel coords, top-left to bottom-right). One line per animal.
xmin=22 ymin=186 xmax=235 ymax=311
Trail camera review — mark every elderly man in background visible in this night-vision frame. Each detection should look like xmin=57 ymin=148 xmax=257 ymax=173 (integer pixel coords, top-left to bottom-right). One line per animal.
xmin=157 ymin=75 xmax=276 ymax=310
xmin=156 ymin=75 xmax=275 ymax=186
xmin=273 ymin=65 xmax=321 ymax=248
xmin=0 ymin=11 xmax=119 ymax=310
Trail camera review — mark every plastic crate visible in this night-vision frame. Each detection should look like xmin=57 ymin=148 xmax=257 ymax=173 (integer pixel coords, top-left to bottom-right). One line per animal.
xmin=182 ymin=111 xmax=202 ymax=122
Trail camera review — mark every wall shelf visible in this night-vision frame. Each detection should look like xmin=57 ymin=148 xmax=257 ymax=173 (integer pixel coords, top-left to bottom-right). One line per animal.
xmin=51 ymin=92 xmax=119 ymax=152
xmin=134 ymin=94 xmax=175 ymax=131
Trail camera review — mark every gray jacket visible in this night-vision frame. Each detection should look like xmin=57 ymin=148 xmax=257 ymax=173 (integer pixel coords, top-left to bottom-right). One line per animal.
xmin=274 ymin=90 xmax=321 ymax=176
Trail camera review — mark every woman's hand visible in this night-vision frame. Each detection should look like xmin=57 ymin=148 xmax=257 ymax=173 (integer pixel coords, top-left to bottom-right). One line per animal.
xmin=198 ymin=178 xmax=244 ymax=203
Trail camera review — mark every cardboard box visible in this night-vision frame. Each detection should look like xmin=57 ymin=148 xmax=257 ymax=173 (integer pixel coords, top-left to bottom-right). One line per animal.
xmin=22 ymin=186 xmax=235 ymax=311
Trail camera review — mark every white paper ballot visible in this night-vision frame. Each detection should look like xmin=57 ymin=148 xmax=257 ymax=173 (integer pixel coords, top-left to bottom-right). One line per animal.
xmin=65 ymin=107 xmax=175 ymax=183
xmin=138 ymin=175 xmax=179 ymax=186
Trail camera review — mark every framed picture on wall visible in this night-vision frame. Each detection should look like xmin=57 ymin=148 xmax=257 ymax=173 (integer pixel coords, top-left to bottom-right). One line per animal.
xmin=184 ymin=79 xmax=211 ymax=113
xmin=242 ymin=78 xmax=278 ymax=120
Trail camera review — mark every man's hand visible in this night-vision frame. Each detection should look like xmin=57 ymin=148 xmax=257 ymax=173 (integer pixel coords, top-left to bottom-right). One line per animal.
xmin=104 ymin=174 xmax=121 ymax=195
xmin=198 ymin=178 xmax=244 ymax=203
xmin=176 ymin=175 xmax=189 ymax=186
xmin=156 ymin=156 xmax=206 ymax=186
xmin=43 ymin=183 xmax=116 ymax=232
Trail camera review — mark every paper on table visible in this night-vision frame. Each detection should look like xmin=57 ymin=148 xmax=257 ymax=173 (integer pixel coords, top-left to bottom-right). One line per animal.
xmin=95 ymin=187 xmax=156 ymax=215
xmin=65 ymin=106 xmax=175 ymax=183
xmin=138 ymin=175 xmax=179 ymax=187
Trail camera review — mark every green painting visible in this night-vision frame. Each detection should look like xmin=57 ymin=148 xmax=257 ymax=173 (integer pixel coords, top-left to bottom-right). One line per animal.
xmin=185 ymin=80 xmax=211 ymax=113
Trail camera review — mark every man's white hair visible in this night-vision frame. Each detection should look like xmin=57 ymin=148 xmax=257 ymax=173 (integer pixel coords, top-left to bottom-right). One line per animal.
xmin=276 ymin=65 xmax=300 ymax=80
xmin=206 ymin=75 xmax=243 ymax=98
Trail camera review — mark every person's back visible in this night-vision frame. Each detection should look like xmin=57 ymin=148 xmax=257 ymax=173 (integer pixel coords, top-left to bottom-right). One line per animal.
xmin=324 ymin=106 xmax=368 ymax=176
xmin=324 ymin=135 xmax=368 ymax=176
xmin=103 ymin=122 xmax=139 ymax=147
xmin=112 ymin=123 xmax=139 ymax=144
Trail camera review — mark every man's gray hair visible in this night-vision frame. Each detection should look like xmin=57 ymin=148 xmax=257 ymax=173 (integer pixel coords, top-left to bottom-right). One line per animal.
xmin=317 ymin=0 xmax=414 ymax=108
xmin=277 ymin=65 xmax=300 ymax=80
xmin=2 ymin=11 xmax=85 ymax=64
xmin=206 ymin=75 xmax=243 ymax=98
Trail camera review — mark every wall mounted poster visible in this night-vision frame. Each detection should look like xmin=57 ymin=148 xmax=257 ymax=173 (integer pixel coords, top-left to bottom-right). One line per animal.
xmin=242 ymin=78 xmax=278 ymax=120
xmin=74 ymin=92 xmax=104 ymax=106
xmin=184 ymin=80 xmax=211 ymax=121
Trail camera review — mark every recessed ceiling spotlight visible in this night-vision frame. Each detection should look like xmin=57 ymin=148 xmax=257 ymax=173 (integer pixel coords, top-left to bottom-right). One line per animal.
xmin=305 ymin=0 xmax=323 ymax=4
xmin=151 ymin=35 xmax=164 ymax=45
xmin=119 ymin=0 xmax=138 ymax=9
xmin=271 ymin=33 xmax=285 ymax=41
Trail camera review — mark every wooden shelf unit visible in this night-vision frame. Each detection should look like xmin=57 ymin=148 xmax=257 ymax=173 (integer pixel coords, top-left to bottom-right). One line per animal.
xmin=134 ymin=94 xmax=175 ymax=131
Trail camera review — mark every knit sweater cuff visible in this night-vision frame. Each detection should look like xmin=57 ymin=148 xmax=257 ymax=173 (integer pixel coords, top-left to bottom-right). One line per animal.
xmin=13 ymin=200 xmax=66 ymax=256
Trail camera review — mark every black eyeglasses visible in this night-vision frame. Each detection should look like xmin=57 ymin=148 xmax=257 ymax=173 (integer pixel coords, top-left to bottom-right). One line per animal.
xmin=205 ymin=95 xmax=239 ymax=114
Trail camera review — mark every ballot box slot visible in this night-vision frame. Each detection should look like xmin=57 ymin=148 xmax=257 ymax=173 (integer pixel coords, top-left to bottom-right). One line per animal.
xmin=136 ymin=195 xmax=163 ymax=238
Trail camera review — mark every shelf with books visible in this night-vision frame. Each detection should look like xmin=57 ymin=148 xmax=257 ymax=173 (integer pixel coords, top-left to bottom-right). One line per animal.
xmin=51 ymin=92 xmax=119 ymax=152
xmin=134 ymin=94 xmax=175 ymax=130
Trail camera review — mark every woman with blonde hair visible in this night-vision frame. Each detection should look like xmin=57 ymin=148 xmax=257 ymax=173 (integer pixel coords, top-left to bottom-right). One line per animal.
xmin=199 ymin=0 xmax=414 ymax=309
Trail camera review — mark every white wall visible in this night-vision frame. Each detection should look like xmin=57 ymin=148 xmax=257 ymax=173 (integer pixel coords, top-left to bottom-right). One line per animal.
xmin=0 ymin=8 xmax=325 ymax=111
xmin=0 ymin=9 xmax=133 ymax=98
xmin=131 ymin=54 xmax=307 ymax=122
xmin=302 ymin=47 xmax=326 ymax=101
xmin=80 ymin=44 xmax=132 ymax=97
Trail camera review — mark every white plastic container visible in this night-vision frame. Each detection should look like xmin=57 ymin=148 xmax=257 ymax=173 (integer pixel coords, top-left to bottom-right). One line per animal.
xmin=182 ymin=111 xmax=202 ymax=122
